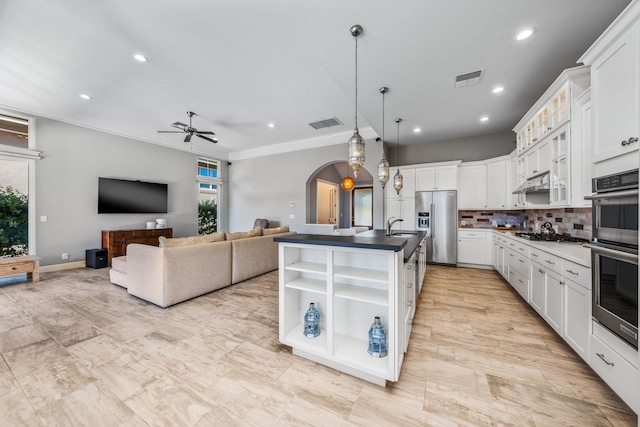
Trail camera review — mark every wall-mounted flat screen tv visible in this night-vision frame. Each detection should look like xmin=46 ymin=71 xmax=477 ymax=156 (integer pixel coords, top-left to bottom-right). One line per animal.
xmin=98 ymin=177 xmax=168 ymax=214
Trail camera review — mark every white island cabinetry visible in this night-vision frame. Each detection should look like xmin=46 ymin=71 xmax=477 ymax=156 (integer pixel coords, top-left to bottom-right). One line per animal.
xmin=278 ymin=234 xmax=422 ymax=386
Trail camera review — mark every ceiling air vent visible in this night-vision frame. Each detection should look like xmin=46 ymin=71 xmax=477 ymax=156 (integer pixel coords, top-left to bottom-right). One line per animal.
xmin=308 ymin=117 xmax=343 ymax=130
xmin=455 ymin=70 xmax=483 ymax=88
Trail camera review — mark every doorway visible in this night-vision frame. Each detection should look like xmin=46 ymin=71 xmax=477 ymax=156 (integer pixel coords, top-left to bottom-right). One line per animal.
xmin=316 ymin=179 xmax=338 ymax=225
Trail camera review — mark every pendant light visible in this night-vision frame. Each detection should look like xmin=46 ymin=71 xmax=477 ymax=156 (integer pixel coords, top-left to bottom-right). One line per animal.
xmin=341 ymin=162 xmax=355 ymax=191
xmin=347 ymin=24 xmax=365 ymax=178
xmin=393 ymin=118 xmax=403 ymax=195
xmin=377 ymin=87 xmax=390 ymax=189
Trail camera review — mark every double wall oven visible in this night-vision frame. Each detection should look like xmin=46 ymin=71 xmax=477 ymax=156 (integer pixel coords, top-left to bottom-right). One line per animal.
xmin=585 ymin=169 xmax=638 ymax=349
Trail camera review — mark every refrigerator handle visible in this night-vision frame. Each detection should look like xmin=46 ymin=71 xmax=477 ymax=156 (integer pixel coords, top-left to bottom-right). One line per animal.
xmin=430 ymin=204 xmax=435 ymax=239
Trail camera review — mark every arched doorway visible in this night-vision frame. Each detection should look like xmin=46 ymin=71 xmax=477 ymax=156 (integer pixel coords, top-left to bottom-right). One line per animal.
xmin=306 ymin=161 xmax=373 ymax=229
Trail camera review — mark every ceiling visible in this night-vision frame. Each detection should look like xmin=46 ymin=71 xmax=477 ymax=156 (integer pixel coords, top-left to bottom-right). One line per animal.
xmin=0 ymin=0 xmax=632 ymax=161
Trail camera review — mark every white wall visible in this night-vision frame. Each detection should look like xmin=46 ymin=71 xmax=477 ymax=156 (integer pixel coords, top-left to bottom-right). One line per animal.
xmin=228 ymin=138 xmax=384 ymax=232
xmin=34 ymin=118 xmax=205 ymax=266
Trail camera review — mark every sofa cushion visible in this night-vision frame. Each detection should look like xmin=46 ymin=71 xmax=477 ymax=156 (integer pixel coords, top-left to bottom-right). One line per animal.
xmin=253 ymin=218 xmax=269 ymax=229
xmin=262 ymin=225 xmax=289 ymax=235
xmin=111 ymin=256 xmax=127 ymax=273
xmin=158 ymin=232 xmax=225 ymax=247
xmin=225 ymin=227 xmax=262 ymax=240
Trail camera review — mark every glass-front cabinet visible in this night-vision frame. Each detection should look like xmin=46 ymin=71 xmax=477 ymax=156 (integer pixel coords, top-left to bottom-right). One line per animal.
xmin=550 ymin=124 xmax=569 ymax=205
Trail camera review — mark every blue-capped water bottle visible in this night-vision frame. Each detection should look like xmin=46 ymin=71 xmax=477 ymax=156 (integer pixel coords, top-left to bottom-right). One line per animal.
xmin=303 ymin=303 xmax=320 ymax=338
xmin=368 ymin=316 xmax=387 ymax=357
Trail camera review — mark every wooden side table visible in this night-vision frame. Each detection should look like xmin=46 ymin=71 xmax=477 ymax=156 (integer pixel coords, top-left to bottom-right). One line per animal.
xmin=0 ymin=256 xmax=40 ymax=283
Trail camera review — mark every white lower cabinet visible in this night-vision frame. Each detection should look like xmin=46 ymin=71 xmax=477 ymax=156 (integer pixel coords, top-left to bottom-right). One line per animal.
xmin=403 ymin=253 xmax=417 ymax=353
xmin=458 ymin=230 xmax=488 ymax=265
xmin=590 ymin=322 xmax=638 ymax=413
xmin=563 ymin=277 xmax=590 ymax=360
xmin=279 ymin=242 xmax=404 ymax=386
xmin=544 ymin=269 xmax=564 ymax=335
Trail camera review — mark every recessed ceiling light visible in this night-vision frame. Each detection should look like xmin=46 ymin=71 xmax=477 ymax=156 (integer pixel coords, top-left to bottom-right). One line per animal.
xmin=268 ymin=123 xmax=275 ymax=128
xmin=516 ymin=28 xmax=536 ymax=41
xmin=413 ymin=128 xmax=421 ymax=133
xmin=79 ymin=94 xmax=91 ymax=100
xmin=492 ymin=86 xmax=504 ymax=94
xmin=480 ymin=116 xmax=489 ymax=122
xmin=133 ymin=53 xmax=148 ymax=62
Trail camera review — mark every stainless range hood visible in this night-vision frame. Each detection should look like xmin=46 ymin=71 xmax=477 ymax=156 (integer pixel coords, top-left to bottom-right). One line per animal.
xmin=512 ymin=171 xmax=550 ymax=194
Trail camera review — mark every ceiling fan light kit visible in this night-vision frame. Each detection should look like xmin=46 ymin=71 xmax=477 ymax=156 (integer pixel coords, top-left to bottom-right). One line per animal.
xmin=157 ymin=111 xmax=218 ymax=144
xmin=347 ymin=24 xmax=365 ymax=179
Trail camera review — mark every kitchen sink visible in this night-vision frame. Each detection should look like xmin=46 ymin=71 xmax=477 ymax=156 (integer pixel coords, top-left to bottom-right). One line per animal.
xmin=391 ymin=232 xmax=418 ymax=238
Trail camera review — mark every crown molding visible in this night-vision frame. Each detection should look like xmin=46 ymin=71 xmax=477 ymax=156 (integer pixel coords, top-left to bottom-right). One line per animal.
xmin=228 ymin=127 xmax=378 ymax=162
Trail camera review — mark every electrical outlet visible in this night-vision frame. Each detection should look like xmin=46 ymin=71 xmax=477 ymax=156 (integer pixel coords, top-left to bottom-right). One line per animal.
xmin=62 ymin=253 xmax=69 ymax=260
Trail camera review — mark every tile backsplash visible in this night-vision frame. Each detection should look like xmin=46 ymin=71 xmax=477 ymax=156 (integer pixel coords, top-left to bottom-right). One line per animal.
xmin=458 ymin=207 xmax=592 ymax=239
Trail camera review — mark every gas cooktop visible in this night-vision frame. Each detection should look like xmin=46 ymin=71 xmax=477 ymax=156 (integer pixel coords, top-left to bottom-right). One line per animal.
xmin=514 ymin=232 xmax=590 ymax=244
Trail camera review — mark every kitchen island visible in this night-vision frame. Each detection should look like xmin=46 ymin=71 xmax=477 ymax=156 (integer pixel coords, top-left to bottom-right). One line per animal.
xmin=274 ymin=230 xmax=426 ymax=386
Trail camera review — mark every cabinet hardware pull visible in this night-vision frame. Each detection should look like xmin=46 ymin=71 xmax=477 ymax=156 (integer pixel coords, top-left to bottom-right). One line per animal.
xmin=565 ymin=269 xmax=578 ymax=275
xmin=560 ymin=281 xmax=564 ymax=285
xmin=545 ymin=260 xmax=555 ymax=265
xmin=509 ymin=254 xmax=514 ymax=257
xmin=519 ymin=259 xmax=525 ymax=263
xmin=539 ymin=269 xmax=544 ymax=274
xmin=518 ymin=279 xmax=524 ymax=284
xmin=621 ymin=137 xmax=638 ymax=146
xmin=531 ymin=253 xmax=539 ymax=257
xmin=596 ymin=353 xmax=614 ymax=366
xmin=11 ymin=266 xmax=17 ymax=271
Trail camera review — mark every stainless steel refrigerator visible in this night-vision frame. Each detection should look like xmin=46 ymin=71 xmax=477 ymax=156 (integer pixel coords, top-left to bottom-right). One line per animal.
xmin=415 ymin=190 xmax=457 ymax=266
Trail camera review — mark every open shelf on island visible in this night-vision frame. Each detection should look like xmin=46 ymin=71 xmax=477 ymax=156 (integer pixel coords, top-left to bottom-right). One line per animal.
xmin=284 ymin=261 xmax=326 ymax=275
xmin=284 ymin=322 xmax=327 ymax=352
xmin=284 ymin=277 xmax=327 ymax=294
xmin=334 ymin=265 xmax=389 ymax=283
xmin=334 ymin=283 xmax=388 ymax=306
xmin=333 ymin=333 xmax=390 ymax=378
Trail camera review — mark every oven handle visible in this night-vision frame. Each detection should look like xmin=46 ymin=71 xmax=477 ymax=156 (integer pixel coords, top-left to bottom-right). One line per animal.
xmin=584 ymin=189 xmax=638 ymax=200
xmin=584 ymin=243 xmax=638 ymax=264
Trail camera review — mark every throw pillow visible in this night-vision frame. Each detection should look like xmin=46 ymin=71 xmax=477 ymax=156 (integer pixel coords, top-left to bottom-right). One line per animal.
xmin=225 ymin=227 xmax=263 ymax=240
xmin=263 ymin=225 xmax=290 ymax=236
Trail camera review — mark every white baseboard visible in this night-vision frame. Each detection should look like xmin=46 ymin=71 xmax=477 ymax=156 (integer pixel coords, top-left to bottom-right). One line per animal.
xmin=456 ymin=262 xmax=494 ymax=270
xmin=40 ymin=261 xmax=86 ymax=273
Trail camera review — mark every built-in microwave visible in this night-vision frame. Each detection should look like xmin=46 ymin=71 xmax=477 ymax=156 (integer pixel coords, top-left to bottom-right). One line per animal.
xmin=587 ymin=169 xmax=638 ymax=247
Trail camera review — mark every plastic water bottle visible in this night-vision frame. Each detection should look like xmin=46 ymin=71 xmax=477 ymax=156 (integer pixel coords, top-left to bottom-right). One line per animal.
xmin=303 ymin=303 xmax=320 ymax=338
xmin=368 ymin=316 xmax=387 ymax=357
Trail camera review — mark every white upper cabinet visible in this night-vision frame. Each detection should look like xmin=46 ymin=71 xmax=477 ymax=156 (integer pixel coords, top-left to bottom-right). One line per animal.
xmin=580 ymin=15 xmax=639 ymax=165
xmin=457 ymin=164 xmax=487 ymax=209
xmin=525 ymin=139 xmax=550 ymax=179
xmin=486 ymin=160 xmax=508 ymax=209
xmin=416 ymin=165 xmax=458 ymax=191
xmin=386 ymin=168 xmax=416 ymax=199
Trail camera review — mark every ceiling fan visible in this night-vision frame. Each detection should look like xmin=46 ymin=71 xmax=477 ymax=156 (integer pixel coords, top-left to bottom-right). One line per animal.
xmin=157 ymin=111 xmax=218 ymax=143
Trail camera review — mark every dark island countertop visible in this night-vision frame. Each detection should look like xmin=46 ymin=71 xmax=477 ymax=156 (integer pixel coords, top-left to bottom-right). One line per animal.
xmin=274 ymin=229 xmax=426 ymax=262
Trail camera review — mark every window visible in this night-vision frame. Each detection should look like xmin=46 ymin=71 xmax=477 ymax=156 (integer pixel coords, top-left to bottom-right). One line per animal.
xmin=0 ymin=114 xmax=29 ymax=150
xmin=352 ymin=187 xmax=373 ymax=228
xmin=197 ymin=157 xmax=221 ymax=234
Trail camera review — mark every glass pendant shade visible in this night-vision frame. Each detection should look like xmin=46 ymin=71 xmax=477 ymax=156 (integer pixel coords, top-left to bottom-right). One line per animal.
xmin=393 ymin=169 xmax=403 ymax=195
xmin=347 ymin=129 xmax=365 ymax=178
xmin=341 ymin=176 xmax=355 ymax=191
xmin=394 ymin=117 xmax=403 ymax=195
xmin=377 ymin=152 xmax=389 ymax=188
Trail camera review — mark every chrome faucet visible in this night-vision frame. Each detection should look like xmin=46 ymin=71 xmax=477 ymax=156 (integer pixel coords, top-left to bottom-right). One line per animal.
xmin=386 ymin=217 xmax=404 ymax=236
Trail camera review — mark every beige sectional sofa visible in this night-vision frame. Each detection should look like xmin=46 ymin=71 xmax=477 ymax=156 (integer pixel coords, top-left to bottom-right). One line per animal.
xmin=108 ymin=227 xmax=292 ymax=308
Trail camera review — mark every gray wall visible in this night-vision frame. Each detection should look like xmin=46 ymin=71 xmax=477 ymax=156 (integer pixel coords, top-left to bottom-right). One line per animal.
xmin=228 ymin=139 xmax=384 ymax=232
xmin=34 ymin=118 xmax=209 ymax=266
xmin=391 ymin=132 xmax=515 ymax=166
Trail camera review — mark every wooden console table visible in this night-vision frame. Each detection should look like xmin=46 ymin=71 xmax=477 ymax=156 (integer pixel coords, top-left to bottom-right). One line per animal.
xmin=102 ymin=228 xmax=173 ymax=266
xmin=0 ymin=256 xmax=40 ymax=283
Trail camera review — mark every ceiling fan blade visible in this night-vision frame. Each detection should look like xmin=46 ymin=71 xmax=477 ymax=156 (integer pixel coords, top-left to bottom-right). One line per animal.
xmin=157 ymin=130 xmax=185 ymax=133
xmin=171 ymin=122 xmax=188 ymax=129
xmin=184 ymin=133 xmax=192 ymax=143
xmin=196 ymin=134 xmax=218 ymax=143
xmin=196 ymin=131 xmax=216 ymax=135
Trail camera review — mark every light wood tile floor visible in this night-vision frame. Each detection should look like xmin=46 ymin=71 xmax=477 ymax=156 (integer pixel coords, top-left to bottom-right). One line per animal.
xmin=0 ymin=265 xmax=636 ymax=426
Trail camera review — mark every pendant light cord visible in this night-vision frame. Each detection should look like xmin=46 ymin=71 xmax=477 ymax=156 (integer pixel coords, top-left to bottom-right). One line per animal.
xmin=396 ymin=119 xmax=401 ymax=172
xmin=354 ymin=34 xmax=358 ymax=130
